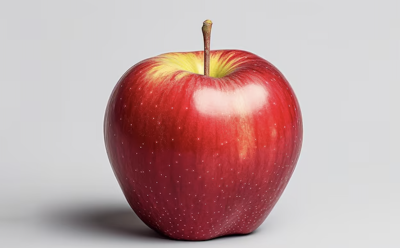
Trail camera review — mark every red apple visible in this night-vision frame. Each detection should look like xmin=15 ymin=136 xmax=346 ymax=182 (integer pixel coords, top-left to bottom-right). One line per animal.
xmin=104 ymin=20 xmax=302 ymax=241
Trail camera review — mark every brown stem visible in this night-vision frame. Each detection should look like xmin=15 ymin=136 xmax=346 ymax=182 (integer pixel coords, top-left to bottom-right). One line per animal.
xmin=202 ymin=19 xmax=213 ymax=76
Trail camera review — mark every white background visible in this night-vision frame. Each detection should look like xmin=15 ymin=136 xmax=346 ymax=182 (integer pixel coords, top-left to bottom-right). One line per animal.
xmin=1 ymin=0 xmax=399 ymax=247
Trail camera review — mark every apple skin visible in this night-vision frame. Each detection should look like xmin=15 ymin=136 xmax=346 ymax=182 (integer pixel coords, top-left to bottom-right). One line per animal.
xmin=104 ymin=50 xmax=302 ymax=240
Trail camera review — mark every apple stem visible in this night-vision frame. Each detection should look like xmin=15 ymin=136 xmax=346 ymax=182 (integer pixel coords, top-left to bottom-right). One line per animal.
xmin=202 ymin=19 xmax=213 ymax=76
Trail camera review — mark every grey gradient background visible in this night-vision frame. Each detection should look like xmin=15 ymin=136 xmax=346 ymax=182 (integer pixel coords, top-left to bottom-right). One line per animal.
xmin=1 ymin=0 xmax=399 ymax=247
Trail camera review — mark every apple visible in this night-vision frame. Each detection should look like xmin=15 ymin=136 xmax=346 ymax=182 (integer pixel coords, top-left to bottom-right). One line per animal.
xmin=104 ymin=20 xmax=302 ymax=240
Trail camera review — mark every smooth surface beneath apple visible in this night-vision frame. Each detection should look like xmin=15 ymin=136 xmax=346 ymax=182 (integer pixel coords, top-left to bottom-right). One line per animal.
xmin=104 ymin=50 xmax=302 ymax=240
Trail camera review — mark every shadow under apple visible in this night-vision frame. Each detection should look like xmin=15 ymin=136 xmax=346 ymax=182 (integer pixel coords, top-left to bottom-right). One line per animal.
xmin=44 ymin=204 xmax=166 ymax=241
xmin=44 ymin=203 xmax=263 ymax=242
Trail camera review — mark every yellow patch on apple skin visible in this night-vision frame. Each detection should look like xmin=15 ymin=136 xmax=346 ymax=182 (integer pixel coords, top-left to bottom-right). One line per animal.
xmin=210 ymin=52 xmax=241 ymax=78
xmin=147 ymin=51 xmax=241 ymax=80
xmin=237 ymin=117 xmax=256 ymax=160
